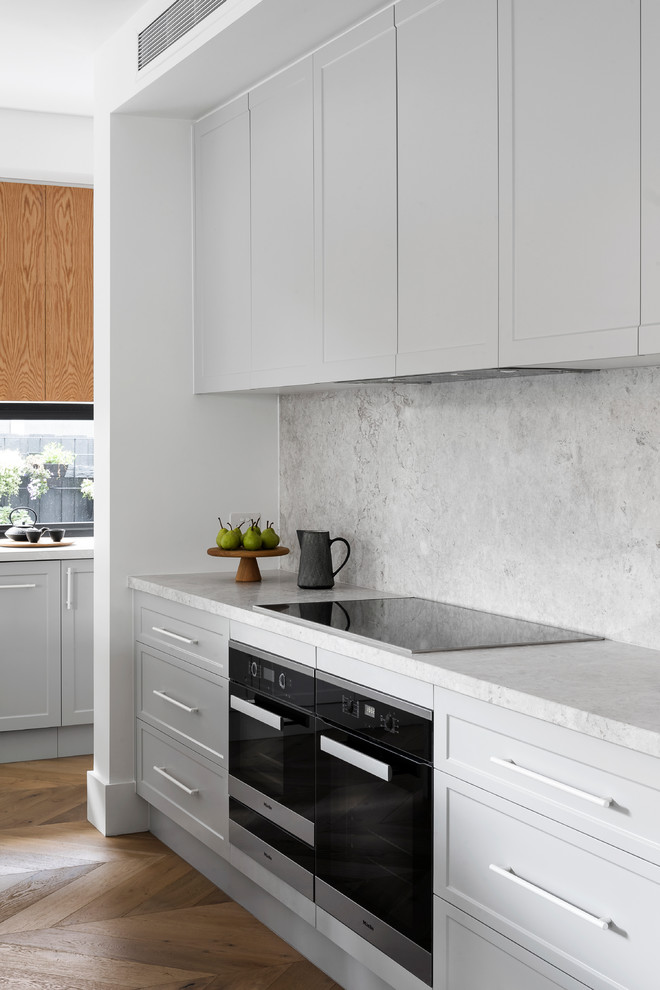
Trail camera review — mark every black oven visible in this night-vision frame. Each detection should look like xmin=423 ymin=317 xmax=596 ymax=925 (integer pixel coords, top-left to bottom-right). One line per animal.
xmin=315 ymin=671 xmax=434 ymax=986
xmin=227 ymin=641 xmax=317 ymax=898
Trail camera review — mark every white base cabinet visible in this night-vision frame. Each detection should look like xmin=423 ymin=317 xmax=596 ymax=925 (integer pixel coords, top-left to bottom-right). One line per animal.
xmin=0 ymin=558 xmax=93 ymax=762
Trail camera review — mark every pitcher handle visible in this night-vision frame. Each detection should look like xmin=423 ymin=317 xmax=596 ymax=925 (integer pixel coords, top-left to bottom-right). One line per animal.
xmin=329 ymin=537 xmax=351 ymax=578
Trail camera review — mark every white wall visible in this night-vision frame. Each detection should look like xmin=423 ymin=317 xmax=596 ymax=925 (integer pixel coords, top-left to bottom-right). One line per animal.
xmin=89 ymin=108 xmax=278 ymax=834
xmin=0 ymin=108 xmax=93 ymax=184
xmin=280 ymin=368 xmax=660 ymax=652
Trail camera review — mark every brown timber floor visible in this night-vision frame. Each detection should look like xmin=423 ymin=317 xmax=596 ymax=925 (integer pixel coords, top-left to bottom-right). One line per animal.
xmin=0 ymin=755 xmax=343 ymax=990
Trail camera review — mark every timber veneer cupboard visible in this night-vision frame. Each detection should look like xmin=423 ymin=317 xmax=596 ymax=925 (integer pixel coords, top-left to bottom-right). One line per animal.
xmin=0 ymin=182 xmax=93 ymax=402
xmin=193 ymin=0 xmax=659 ymax=392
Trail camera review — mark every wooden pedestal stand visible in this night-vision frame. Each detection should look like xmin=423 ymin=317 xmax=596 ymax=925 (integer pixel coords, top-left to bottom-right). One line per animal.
xmin=207 ymin=546 xmax=290 ymax=582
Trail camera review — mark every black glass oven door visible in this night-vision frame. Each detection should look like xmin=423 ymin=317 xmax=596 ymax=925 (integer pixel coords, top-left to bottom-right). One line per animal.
xmin=228 ymin=684 xmax=316 ymax=844
xmin=315 ymin=723 xmax=433 ymax=983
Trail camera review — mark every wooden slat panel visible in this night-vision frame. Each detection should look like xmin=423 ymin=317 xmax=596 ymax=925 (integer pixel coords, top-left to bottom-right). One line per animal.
xmin=45 ymin=185 xmax=93 ymax=402
xmin=0 ymin=182 xmax=46 ymax=401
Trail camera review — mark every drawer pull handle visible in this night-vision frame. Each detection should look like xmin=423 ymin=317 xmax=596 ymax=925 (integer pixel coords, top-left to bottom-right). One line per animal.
xmin=152 ymin=690 xmax=199 ymax=714
xmin=230 ymin=694 xmax=283 ymax=731
xmin=489 ymin=864 xmax=611 ymax=930
xmin=153 ymin=765 xmax=199 ymax=796
xmin=152 ymin=625 xmax=198 ymax=646
xmin=490 ymin=757 xmax=612 ymax=808
xmin=66 ymin=567 xmax=73 ymax=610
xmin=320 ymin=735 xmax=392 ymax=782
xmin=0 ymin=583 xmax=37 ymax=590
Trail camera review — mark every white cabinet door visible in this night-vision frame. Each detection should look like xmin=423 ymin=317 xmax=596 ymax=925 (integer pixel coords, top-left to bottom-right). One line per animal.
xmin=396 ymin=0 xmax=498 ymax=377
xmin=499 ymin=0 xmax=640 ymax=366
xmin=61 ymin=559 xmax=93 ymax=726
xmin=193 ymin=95 xmax=251 ymax=392
xmin=314 ymin=10 xmax=397 ymax=381
xmin=250 ymin=59 xmax=318 ymax=387
xmin=435 ymin=898 xmax=589 ymax=990
xmin=640 ymin=0 xmax=660 ymax=355
xmin=0 ymin=560 xmax=60 ymax=730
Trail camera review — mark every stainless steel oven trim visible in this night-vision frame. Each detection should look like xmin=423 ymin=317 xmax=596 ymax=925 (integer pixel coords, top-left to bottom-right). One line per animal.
xmin=228 ymin=775 xmax=315 ymax=846
xmin=316 ymin=878 xmax=432 ymax=986
xmin=229 ymin=640 xmax=314 ymax=677
xmin=316 ymin=670 xmax=433 ymax=721
xmin=229 ymin=819 xmax=314 ymax=900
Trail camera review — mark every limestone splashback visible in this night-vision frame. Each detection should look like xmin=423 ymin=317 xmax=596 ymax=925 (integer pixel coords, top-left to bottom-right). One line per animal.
xmin=279 ymin=366 xmax=660 ymax=651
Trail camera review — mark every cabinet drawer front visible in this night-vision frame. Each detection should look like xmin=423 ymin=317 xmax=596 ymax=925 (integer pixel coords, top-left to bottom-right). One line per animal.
xmin=434 ymin=897 xmax=588 ymax=990
xmin=134 ymin=592 xmax=228 ymax=675
xmin=436 ymin=688 xmax=660 ymax=866
xmin=137 ymin=646 xmax=227 ymax=766
xmin=137 ymin=723 xmax=228 ymax=857
xmin=438 ymin=775 xmax=660 ymax=990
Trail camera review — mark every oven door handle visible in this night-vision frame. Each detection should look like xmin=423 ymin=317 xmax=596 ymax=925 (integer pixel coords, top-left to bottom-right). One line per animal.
xmin=320 ymin=734 xmax=392 ymax=782
xmin=230 ymin=693 xmax=284 ymax=731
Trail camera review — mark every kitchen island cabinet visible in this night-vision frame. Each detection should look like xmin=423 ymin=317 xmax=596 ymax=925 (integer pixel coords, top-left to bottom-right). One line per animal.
xmin=498 ymin=0 xmax=640 ymax=367
xmin=395 ymin=0 xmax=498 ymax=377
xmin=0 ymin=554 xmax=93 ymax=762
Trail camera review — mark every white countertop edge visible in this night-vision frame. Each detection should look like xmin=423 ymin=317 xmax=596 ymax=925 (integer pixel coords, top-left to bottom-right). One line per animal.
xmin=127 ymin=572 xmax=660 ymax=760
xmin=0 ymin=536 xmax=94 ymax=560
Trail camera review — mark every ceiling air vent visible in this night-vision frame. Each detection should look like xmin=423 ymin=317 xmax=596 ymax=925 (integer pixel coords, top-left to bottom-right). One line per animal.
xmin=138 ymin=0 xmax=229 ymax=70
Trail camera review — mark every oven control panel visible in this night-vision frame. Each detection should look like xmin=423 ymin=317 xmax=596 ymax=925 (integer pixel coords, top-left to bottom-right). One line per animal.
xmin=229 ymin=641 xmax=315 ymax=711
xmin=319 ymin=673 xmax=432 ymax=762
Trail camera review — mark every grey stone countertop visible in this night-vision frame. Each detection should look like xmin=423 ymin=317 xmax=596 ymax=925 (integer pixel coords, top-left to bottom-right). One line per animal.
xmin=128 ymin=570 xmax=660 ymax=759
xmin=0 ymin=536 xmax=94 ymax=561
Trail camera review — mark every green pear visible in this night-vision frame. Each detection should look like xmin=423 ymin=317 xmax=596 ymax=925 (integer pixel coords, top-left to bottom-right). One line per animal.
xmin=261 ymin=520 xmax=280 ymax=549
xmin=243 ymin=522 xmax=263 ymax=550
xmin=220 ymin=522 xmax=243 ymax=551
xmin=216 ymin=517 xmax=229 ymax=548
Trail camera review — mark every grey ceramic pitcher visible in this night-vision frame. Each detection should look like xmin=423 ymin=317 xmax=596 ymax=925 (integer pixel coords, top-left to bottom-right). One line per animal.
xmin=297 ymin=530 xmax=351 ymax=589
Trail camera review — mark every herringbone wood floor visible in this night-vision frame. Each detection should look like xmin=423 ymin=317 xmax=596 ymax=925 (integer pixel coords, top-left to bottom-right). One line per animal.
xmin=0 ymin=755 xmax=343 ymax=990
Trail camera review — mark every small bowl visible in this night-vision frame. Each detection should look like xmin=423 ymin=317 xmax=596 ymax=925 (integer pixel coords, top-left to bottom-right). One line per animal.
xmin=48 ymin=528 xmax=65 ymax=542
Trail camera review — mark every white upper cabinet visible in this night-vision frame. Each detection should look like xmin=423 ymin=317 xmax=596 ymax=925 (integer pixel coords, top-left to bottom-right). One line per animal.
xmin=314 ymin=10 xmax=398 ymax=381
xmin=640 ymin=0 xmax=660 ymax=355
xmin=250 ymin=59 xmax=318 ymax=387
xmin=498 ymin=0 xmax=640 ymax=366
xmin=194 ymin=96 xmax=251 ymax=392
xmin=395 ymin=0 xmax=498 ymax=377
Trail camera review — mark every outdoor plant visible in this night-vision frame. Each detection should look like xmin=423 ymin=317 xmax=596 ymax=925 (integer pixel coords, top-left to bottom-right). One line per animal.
xmin=0 ymin=449 xmax=23 ymax=500
xmin=80 ymin=478 xmax=94 ymax=500
xmin=41 ymin=441 xmax=76 ymax=466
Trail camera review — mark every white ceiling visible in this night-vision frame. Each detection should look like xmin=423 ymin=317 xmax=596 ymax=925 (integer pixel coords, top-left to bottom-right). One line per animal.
xmin=0 ymin=0 xmax=149 ymax=117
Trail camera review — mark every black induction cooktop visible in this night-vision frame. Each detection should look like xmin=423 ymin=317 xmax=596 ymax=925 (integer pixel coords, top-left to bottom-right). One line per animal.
xmin=257 ymin=597 xmax=601 ymax=655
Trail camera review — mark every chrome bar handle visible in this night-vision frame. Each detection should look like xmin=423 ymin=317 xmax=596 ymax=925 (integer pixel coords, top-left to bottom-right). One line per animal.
xmin=66 ymin=567 xmax=73 ymax=610
xmin=152 ymin=625 xmax=198 ymax=645
xmin=152 ymin=765 xmax=199 ymax=796
xmin=490 ymin=757 xmax=612 ymax=808
xmin=320 ymin=735 xmax=392 ymax=782
xmin=489 ymin=865 xmax=611 ymax=929
xmin=152 ymin=689 xmax=199 ymax=714
xmin=0 ymin=584 xmax=37 ymax=590
xmin=230 ymin=694 xmax=283 ymax=731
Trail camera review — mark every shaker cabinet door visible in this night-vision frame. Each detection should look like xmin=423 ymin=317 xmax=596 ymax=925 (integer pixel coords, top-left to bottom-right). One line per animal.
xmin=498 ymin=0 xmax=640 ymax=366
xmin=0 ymin=561 xmax=61 ymax=730
xmin=250 ymin=58 xmax=318 ymax=387
xmin=61 ymin=559 xmax=94 ymax=726
xmin=193 ymin=96 xmax=251 ymax=392
xmin=396 ymin=0 xmax=498 ymax=377
xmin=313 ymin=10 xmax=397 ymax=381
xmin=640 ymin=0 xmax=660 ymax=355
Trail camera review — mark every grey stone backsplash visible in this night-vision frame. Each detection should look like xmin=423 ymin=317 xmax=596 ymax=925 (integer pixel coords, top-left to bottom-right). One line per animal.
xmin=279 ymin=366 xmax=660 ymax=651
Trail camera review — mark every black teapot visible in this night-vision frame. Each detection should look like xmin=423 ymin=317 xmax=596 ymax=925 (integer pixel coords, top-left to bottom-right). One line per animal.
xmin=5 ymin=506 xmax=39 ymax=541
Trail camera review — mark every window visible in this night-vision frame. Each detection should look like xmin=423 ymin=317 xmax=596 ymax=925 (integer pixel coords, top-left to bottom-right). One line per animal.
xmin=0 ymin=409 xmax=93 ymax=534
